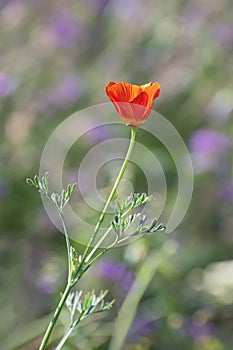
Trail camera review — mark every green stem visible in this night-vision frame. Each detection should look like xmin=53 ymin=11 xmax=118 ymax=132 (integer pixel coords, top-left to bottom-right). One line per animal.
xmin=55 ymin=325 xmax=75 ymax=350
xmin=59 ymin=211 xmax=72 ymax=282
xmin=39 ymin=126 xmax=137 ymax=349
xmin=55 ymin=312 xmax=83 ymax=350
xmin=81 ymin=126 xmax=137 ymax=265
xmin=39 ymin=283 xmax=73 ymax=350
xmin=86 ymin=196 xmax=140 ymax=263
xmin=39 ymin=204 xmax=73 ymax=350
xmin=85 ymin=226 xmax=112 ymax=262
xmin=46 ymin=196 xmax=72 ymax=282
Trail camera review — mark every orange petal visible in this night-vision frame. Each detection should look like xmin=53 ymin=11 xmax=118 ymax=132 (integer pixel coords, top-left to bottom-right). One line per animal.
xmin=131 ymin=91 xmax=149 ymax=107
xmin=142 ymin=82 xmax=160 ymax=108
xmin=106 ymin=82 xmax=142 ymax=103
xmin=106 ymin=81 xmax=160 ymax=126
xmin=112 ymin=101 xmax=151 ymax=126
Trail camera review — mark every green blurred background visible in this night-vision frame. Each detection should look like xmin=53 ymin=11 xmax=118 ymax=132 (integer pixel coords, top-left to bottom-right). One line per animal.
xmin=0 ymin=0 xmax=233 ymax=349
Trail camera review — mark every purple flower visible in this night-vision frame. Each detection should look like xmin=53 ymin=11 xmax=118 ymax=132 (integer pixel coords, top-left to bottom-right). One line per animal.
xmin=49 ymin=11 xmax=85 ymax=48
xmin=110 ymin=0 xmax=144 ymax=21
xmin=189 ymin=129 xmax=231 ymax=173
xmin=190 ymin=129 xmax=230 ymax=155
xmin=98 ymin=258 xmax=135 ymax=294
xmin=219 ymin=180 xmax=233 ymax=203
xmin=86 ymin=125 xmax=109 ymax=144
xmin=127 ymin=315 xmax=159 ymax=342
xmin=213 ymin=24 xmax=233 ymax=47
xmin=187 ymin=320 xmax=216 ymax=340
xmin=98 ymin=258 xmax=127 ymax=282
xmin=36 ymin=274 xmax=57 ymax=294
xmin=39 ymin=73 xmax=85 ymax=111
xmin=86 ymin=0 xmax=110 ymax=14
xmin=55 ymin=74 xmax=85 ymax=102
xmin=182 ymin=4 xmax=207 ymax=32
xmin=0 ymin=74 xmax=17 ymax=97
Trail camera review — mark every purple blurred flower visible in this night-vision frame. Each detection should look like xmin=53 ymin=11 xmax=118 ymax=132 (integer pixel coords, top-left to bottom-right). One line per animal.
xmin=219 ymin=180 xmax=233 ymax=203
xmin=213 ymin=24 xmax=233 ymax=47
xmin=86 ymin=0 xmax=110 ymax=14
xmin=189 ymin=129 xmax=231 ymax=173
xmin=0 ymin=74 xmax=17 ymax=97
xmin=49 ymin=11 xmax=85 ymax=48
xmin=111 ymin=0 xmax=144 ymax=21
xmin=127 ymin=315 xmax=159 ymax=341
xmin=187 ymin=320 xmax=216 ymax=340
xmin=86 ymin=125 xmax=109 ymax=144
xmin=98 ymin=258 xmax=135 ymax=293
xmin=36 ymin=274 xmax=57 ymax=294
xmin=40 ymin=73 xmax=85 ymax=111
xmin=98 ymin=258 xmax=127 ymax=282
xmin=182 ymin=4 xmax=207 ymax=33
xmin=55 ymin=74 xmax=85 ymax=102
xmin=190 ymin=129 xmax=230 ymax=154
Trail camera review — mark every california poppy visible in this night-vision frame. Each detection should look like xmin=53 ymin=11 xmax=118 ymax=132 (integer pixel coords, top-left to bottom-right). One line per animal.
xmin=106 ymin=81 xmax=160 ymax=126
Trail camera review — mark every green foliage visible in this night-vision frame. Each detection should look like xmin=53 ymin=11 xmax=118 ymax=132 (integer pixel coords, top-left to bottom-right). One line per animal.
xmin=26 ymin=173 xmax=49 ymax=196
xmin=112 ymin=192 xmax=154 ymax=216
xmin=26 ymin=173 xmax=77 ymax=212
xmin=112 ymin=213 xmax=140 ymax=238
xmin=135 ymin=217 xmax=166 ymax=235
xmin=66 ymin=290 xmax=115 ymax=324
xmin=50 ymin=184 xmax=77 ymax=211
xmin=70 ymin=246 xmax=80 ymax=282
xmin=111 ymin=193 xmax=165 ymax=243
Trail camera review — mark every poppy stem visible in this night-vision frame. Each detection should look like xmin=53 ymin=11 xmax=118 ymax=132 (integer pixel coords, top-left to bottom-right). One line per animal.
xmin=82 ymin=126 xmax=137 ymax=264
xmin=38 ymin=126 xmax=137 ymax=350
xmin=38 ymin=282 xmax=73 ymax=350
xmin=38 ymin=201 xmax=73 ymax=350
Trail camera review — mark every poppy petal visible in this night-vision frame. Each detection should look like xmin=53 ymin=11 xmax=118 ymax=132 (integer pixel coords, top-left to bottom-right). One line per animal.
xmin=143 ymin=82 xmax=160 ymax=108
xmin=106 ymin=82 xmax=142 ymax=103
xmin=106 ymin=81 xmax=160 ymax=126
xmin=132 ymin=91 xmax=149 ymax=107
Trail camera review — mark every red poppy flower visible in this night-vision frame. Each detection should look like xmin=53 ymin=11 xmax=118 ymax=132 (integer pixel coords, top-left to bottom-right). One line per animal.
xmin=105 ymin=81 xmax=160 ymax=126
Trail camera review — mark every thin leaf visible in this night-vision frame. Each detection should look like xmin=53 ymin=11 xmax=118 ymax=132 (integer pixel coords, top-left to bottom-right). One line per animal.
xmin=26 ymin=178 xmax=34 ymax=186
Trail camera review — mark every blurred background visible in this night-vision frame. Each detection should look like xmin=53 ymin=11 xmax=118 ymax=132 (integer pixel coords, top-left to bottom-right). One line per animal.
xmin=0 ymin=0 xmax=233 ymax=349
